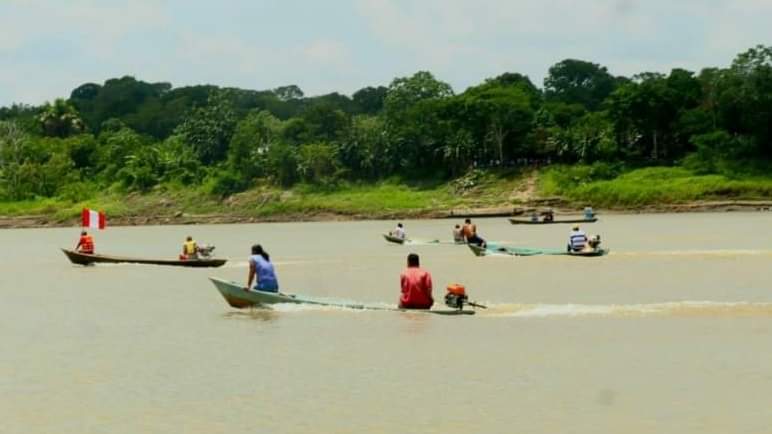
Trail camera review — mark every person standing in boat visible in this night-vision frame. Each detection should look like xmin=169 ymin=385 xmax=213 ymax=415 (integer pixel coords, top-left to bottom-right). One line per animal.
xmin=462 ymin=218 xmax=486 ymax=247
xmin=390 ymin=222 xmax=406 ymax=240
xmin=584 ymin=206 xmax=595 ymax=220
xmin=247 ymin=244 xmax=279 ymax=293
xmin=399 ymin=253 xmax=433 ymax=310
xmin=568 ymin=225 xmax=588 ymax=252
xmin=542 ymin=209 xmax=554 ymax=222
xmin=75 ymin=230 xmax=94 ymax=254
xmin=181 ymin=236 xmax=198 ymax=260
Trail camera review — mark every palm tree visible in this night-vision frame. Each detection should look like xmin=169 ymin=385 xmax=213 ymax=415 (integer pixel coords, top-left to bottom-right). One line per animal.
xmin=38 ymin=98 xmax=85 ymax=137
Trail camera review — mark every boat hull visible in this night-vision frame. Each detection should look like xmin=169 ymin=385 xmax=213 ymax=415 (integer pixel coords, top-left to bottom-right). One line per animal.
xmin=509 ymin=217 xmax=598 ymax=225
xmin=382 ymin=233 xmax=407 ymax=244
xmin=468 ymin=244 xmax=608 ymax=257
xmin=61 ymin=248 xmax=227 ymax=268
xmin=209 ymin=277 xmax=475 ymax=315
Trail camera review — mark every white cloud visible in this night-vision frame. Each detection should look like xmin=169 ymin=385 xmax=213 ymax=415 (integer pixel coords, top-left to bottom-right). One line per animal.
xmin=0 ymin=0 xmax=770 ymax=104
xmin=302 ymin=40 xmax=351 ymax=66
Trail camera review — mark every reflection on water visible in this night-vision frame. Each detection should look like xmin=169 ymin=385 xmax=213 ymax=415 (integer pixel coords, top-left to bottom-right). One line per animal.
xmin=222 ymin=309 xmax=279 ymax=322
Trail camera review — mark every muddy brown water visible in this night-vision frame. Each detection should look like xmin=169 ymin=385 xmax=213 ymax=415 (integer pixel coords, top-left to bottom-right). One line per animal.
xmin=1 ymin=212 xmax=771 ymax=433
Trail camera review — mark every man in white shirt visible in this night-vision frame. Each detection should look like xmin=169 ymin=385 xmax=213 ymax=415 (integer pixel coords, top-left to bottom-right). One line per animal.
xmin=392 ymin=222 xmax=406 ymax=240
xmin=568 ymin=225 xmax=588 ymax=252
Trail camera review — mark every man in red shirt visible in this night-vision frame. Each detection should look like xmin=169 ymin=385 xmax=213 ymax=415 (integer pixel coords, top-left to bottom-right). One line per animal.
xmin=399 ymin=253 xmax=433 ymax=309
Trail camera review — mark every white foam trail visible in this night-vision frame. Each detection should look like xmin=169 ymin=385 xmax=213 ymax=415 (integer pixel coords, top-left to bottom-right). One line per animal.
xmin=220 ymin=259 xmax=321 ymax=269
xmin=486 ymin=301 xmax=772 ymax=318
xmin=269 ymin=303 xmax=373 ymax=313
xmin=228 ymin=300 xmax=772 ymax=319
xmin=614 ymin=250 xmax=772 ymax=257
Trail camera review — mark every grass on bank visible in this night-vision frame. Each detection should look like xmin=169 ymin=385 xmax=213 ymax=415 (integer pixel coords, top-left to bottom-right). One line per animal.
xmin=539 ymin=165 xmax=772 ymax=207
xmin=0 ymin=170 xmax=528 ymax=222
xmin=4 ymin=165 xmax=772 ymax=222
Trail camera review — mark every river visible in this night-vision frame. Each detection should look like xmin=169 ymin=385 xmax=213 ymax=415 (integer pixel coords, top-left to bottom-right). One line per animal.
xmin=1 ymin=212 xmax=771 ymax=433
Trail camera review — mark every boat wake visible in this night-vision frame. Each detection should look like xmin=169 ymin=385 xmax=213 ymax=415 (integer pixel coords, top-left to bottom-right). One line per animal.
xmin=484 ymin=301 xmax=772 ymax=318
xmin=614 ymin=249 xmax=772 ymax=257
xmin=224 ymin=299 xmax=772 ymax=319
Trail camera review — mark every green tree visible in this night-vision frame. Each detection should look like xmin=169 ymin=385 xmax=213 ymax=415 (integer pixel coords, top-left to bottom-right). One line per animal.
xmin=175 ymin=90 xmax=237 ymax=164
xmin=446 ymin=83 xmax=535 ymax=164
xmin=384 ymin=71 xmax=454 ymax=117
xmin=297 ymin=142 xmax=340 ymax=183
xmin=228 ymin=110 xmax=284 ymax=180
xmin=39 ymin=99 xmax=85 ymax=137
xmin=353 ymin=86 xmax=388 ymax=114
xmin=338 ymin=115 xmax=392 ymax=179
xmin=545 ymin=59 xmax=619 ymax=111
xmin=273 ymin=85 xmax=304 ymax=101
xmin=0 ymin=121 xmax=28 ymax=199
xmin=265 ymin=142 xmax=298 ymax=186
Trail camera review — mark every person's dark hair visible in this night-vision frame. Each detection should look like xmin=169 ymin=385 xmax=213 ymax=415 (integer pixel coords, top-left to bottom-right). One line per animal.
xmin=407 ymin=253 xmax=419 ymax=267
xmin=251 ymin=244 xmax=270 ymax=261
xmin=397 ymin=223 xmax=403 ymax=228
xmin=464 ymin=218 xmax=471 ymax=224
xmin=81 ymin=230 xmax=87 ymax=236
xmin=186 ymin=236 xmax=192 ymax=241
xmin=454 ymin=224 xmax=460 ymax=228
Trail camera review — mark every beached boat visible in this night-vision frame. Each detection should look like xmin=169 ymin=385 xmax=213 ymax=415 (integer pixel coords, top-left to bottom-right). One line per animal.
xmin=509 ymin=217 xmax=598 ymax=225
xmin=209 ymin=277 xmax=476 ymax=315
xmin=61 ymin=248 xmax=227 ymax=267
xmin=467 ymin=244 xmax=608 ymax=257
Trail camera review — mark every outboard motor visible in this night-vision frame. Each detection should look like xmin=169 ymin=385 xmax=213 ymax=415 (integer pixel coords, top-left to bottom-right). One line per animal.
xmin=444 ymin=284 xmax=486 ymax=311
xmin=445 ymin=284 xmax=468 ymax=310
xmin=198 ymin=244 xmax=216 ymax=258
xmin=588 ymin=235 xmax=601 ymax=250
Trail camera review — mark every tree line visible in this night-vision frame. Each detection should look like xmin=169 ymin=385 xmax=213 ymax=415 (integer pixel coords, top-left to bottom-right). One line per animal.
xmin=0 ymin=44 xmax=770 ymax=201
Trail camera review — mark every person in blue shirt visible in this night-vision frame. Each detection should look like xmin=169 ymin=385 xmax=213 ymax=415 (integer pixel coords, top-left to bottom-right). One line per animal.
xmin=246 ymin=244 xmax=279 ymax=292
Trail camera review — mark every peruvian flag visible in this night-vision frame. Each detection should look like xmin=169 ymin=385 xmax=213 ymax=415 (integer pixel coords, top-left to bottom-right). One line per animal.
xmin=81 ymin=208 xmax=106 ymax=230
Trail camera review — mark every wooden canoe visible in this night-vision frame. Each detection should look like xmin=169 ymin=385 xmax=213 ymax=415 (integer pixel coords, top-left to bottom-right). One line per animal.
xmin=383 ymin=233 xmax=408 ymax=244
xmin=61 ymin=248 xmax=227 ymax=268
xmin=468 ymin=244 xmax=608 ymax=257
xmin=509 ymin=217 xmax=598 ymax=225
xmin=209 ymin=277 xmax=475 ymax=315
xmin=382 ymin=234 xmax=467 ymax=246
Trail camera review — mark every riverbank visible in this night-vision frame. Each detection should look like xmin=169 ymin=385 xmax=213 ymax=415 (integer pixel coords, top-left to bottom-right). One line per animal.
xmin=2 ymin=166 xmax=772 ymax=229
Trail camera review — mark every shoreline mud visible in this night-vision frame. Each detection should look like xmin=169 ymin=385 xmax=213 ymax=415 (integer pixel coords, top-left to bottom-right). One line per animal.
xmin=1 ymin=200 xmax=771 ymax=229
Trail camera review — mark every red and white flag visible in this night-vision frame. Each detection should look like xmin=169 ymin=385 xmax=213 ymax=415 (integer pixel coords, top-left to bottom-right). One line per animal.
xmin=81 ymin=208 xmax=106 ymax=230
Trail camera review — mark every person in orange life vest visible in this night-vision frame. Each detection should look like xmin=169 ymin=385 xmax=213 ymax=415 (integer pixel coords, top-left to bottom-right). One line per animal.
xmin=399 ymin=253 xmax=433 ymax=309
xmin=76 ymin=230 xmax=94 ymax=254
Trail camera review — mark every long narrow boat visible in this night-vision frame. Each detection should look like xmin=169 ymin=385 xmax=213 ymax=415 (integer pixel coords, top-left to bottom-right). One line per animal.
xmin=62 ymin=248 xmax=227 ymax=268
xmin=467 ymin=244 xmax=608 ymax=257
xmin=382 ymin=234 xmax=462 ymax=245
xmin=209 ymin=277 xmax=475 ymax=315
xmin=509 ymin=217 xmax=598 ymax=225
xmin=383 ymin=233 xmax=410 ymax=244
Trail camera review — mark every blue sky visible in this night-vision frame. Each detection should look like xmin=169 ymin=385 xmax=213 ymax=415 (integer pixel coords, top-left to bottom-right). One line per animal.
xmin=1 ymin=0 xmax=770 ymax=105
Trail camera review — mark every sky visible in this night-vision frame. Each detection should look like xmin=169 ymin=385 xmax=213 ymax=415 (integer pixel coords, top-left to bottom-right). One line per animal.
xmin=1 ymin=0 xmax=770 ymax=105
